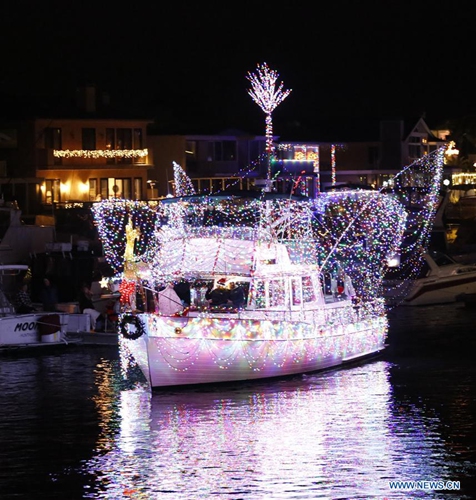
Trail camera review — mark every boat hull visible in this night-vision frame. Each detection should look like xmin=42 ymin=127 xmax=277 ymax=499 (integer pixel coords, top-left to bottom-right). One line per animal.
xmin=386 ymin=272 xmax=476 ymax=306
xmin=0 ymin=313 xmax=70 ymax=346
xmin=119 ymin=312 xmax=388 ymax=388
xmin=405 ymin=273 xmax=476 ymax=305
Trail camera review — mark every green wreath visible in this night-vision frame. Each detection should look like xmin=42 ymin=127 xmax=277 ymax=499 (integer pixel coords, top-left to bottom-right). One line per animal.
xmin=119 ymin=314 xmax=145 ymax=340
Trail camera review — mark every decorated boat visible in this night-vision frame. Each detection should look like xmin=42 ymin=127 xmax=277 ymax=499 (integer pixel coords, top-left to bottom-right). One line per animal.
xmin=92 ymin=185 xmax=412 ymax=388
xmin=90 ymin=61 xmax=445 ymax=387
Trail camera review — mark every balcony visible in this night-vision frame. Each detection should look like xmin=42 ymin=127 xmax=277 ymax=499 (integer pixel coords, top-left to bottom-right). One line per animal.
xmin=37 ymin=148 xmax=149 ymax=167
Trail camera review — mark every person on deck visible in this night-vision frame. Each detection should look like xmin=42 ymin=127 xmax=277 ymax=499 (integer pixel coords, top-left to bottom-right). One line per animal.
xmin=206 ymin=278 xmax=231 ymax=307
xmin=40 ymin=276 xmax=59 ymax=312
xmin=229 ymin=282 xmax=246 ymax=309
xmin=174 ymin=279 xmax=191 ymax=307
xmin=78 ymin=282 xmax=105 ymax=332
xmin=15 ymin=282 xmax=36 ymax=313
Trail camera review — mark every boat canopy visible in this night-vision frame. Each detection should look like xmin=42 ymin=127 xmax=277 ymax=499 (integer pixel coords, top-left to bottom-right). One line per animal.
xmin=150 ymin=237 xmax=299 ymax=280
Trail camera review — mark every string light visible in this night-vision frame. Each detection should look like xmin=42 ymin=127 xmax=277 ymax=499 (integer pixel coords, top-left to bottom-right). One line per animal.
xmin=382 ymin=148 xmax=445 ymax=304
xmin=53 ymin=148 xmax=148 ymax=159
xmin=172 ymin=161 xmax=196 ymax=197
xmin=247 ymin=62 xmax=292 ymax=180
xmin=91 ymin=149 xmax=444 ymax=311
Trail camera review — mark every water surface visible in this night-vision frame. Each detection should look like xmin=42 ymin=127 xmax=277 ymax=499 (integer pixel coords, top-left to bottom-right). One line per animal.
xmin=1 ymin=304 xmax=475 ymax=499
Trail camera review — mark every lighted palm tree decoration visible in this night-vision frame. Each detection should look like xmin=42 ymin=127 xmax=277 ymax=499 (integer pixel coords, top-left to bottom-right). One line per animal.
xmin=247 ymin=62 xmax=292 ymax=182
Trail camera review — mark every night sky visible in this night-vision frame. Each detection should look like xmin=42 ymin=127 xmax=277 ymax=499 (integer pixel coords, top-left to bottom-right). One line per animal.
xmin=2 ymin=1 xmax=476 ymax=135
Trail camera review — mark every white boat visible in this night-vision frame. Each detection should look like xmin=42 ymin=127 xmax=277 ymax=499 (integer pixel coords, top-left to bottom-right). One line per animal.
xmin=383 ymin=249 xmax=476 ymax=306
xmin=95 ymin=192 xmax=406 ymax=389
xmin=0 ymin=264 xmax=83 ymax=350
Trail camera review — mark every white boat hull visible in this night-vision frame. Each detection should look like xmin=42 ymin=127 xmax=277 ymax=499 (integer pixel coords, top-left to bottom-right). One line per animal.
xmin=0 ymin=313 xmax=70 ymax=347
xmin=385 ymin=271 xmax=476 ymax=306
xmin=404 ymin=273 xmax=476 ymax=305
xmin=120 ymin=310 xmax=388 ymax=388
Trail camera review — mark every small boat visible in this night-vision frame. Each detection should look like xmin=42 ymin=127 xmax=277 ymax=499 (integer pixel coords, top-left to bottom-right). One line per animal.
xmin=383 ymin=250 xmax=476 ymax=306
xmin=96 ymin=193 xmax=403 ymax=389
xmin=0 ymin=264 xmax=83 ymax=350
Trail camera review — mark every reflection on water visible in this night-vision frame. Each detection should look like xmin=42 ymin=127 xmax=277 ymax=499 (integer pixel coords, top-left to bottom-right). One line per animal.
xmin=81 ymin=359 xmax=473 ymax=499
xmin=0 ymin=347 xmax=475 ymax=499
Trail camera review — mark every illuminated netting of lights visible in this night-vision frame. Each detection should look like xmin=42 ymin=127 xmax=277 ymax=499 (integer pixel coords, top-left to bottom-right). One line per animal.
xmin=53 ymin=148 xmax=148 ymax=158
xmin=92 ymin=195 xmax=406 ymax=303
xmin=91 ymin=149 xmax=444 ymax=307
xmin=382 ymin=148 xmax=445 ymax=302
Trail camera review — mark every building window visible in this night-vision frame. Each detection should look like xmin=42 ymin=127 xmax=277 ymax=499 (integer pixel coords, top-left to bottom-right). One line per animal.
xmin=45 ymin=128 xmax=62 ymax=149
xmin=89 ymin=179 xmax=98 ymax=200
xmin=186 ymin=140 xmax=196 ymax=158
xmin=45 ymin=128 xmax=62 ymax=165
xmin=103 ymin=128 xmax=145 ymax=165
xmin=409 ymin=145 xmax=421 ymax=158
xmin=222 ymin=141 xmax=236 ymax=160
xmin=106 ymin=128 xmax=115 ymax=165
xmin=302 ymin=276 xmax=316 ymax=303
xmin=269 ymin=279 xmax=286 ymax=307
xmin=408 ymin=135 xmax=425 ymax=158
xmin=117 ymin=129 xmax=132 ymax=149
xmin=82 ymin=128 xmax=96 ymax=150
xmin=44 ymin=179 xmax=61 ymax=204
xmin=133 ymin=128 xmax=143 ymax=149
xmin=250 ymin=139 xmax=266 ymax=162
xmin=358 ymin=175 xmax=368 ymax=185
xmin=134 ymin=178 xmax=142 ymax=199
xmin=99 ymin=177 xmax=138 ymax=199
xmin=100 ymin=178 xmax=107 ymax=199
xmin=368 ymin=146 xmax=379 ymax=166
xmin=117 ymin=129 xmax=133 ymax=164
xmin=207 ymin=140 xmax=237 ymax=161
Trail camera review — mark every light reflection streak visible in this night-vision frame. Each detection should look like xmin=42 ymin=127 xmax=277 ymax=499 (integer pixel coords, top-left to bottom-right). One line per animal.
xmin=82 ymin=362 xmax=455 ymax=499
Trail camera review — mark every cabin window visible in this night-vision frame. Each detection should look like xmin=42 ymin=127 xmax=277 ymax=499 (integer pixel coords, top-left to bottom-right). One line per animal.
xmin=253 ymin=281 xmax=266 ymax=309
xmin=269 ymin=279 xmax=286 ymax=307
xmin=291 ymin=278 xmax=301 ymax=306
xmin=302 ymin=276 xmax=315 ymax=302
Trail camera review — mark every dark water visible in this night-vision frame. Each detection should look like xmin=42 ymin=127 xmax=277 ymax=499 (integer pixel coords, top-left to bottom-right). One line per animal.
xmin=1 ymin=304 xmax=476 ymax=499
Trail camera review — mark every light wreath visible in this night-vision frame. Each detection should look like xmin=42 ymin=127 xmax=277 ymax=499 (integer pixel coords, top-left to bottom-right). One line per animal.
xmin=119 ymin=315 xmax=145 ymax=340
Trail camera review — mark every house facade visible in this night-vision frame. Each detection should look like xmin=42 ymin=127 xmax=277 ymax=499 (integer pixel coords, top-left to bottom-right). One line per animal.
xmin=147 ymin=117 xmax=449 ymax=198
xmin=1 ymin=88 xmax=452 ymax=215
xmin=147 ymin=130 xmax=269 ymax=196
xmin=0 ymin=86 xmax=154 ymax=217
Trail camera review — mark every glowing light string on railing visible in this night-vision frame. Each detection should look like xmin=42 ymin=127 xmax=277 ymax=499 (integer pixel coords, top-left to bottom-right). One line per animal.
xmin=53 ymin=148 xmax=148 ymax=159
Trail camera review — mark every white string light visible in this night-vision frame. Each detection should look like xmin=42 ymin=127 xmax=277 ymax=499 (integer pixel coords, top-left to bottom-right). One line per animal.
xmin=53 ymin=148 xmax=148 ymax=159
